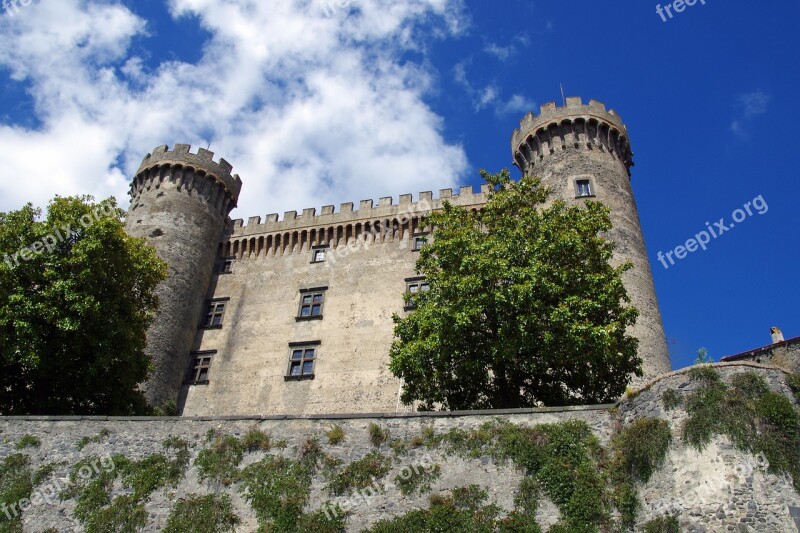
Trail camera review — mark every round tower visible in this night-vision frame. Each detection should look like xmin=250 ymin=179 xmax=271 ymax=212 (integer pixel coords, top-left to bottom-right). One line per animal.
xmin=126 ymin=144 xmax=242 ymax=408
xmin=511 ymin=97 xmax=671 ymax=382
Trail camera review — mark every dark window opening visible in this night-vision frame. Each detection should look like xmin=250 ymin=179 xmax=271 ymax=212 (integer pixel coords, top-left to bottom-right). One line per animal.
xmin=203 ymin=301 xmax=227 ymax=328
xmin=297 ymin=289 xmax=326 ymax=320
xmin=576 ymin=179 xmax=593 ymax=198
xmin=285 ymin=343 xmax=318 ymax=380
xmin=187 ymin=351 xmax=215 ymax=384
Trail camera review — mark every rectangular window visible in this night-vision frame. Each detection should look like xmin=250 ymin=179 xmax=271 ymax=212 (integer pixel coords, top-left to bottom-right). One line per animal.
xmin=297 ymin=288 xmax=326 ymax=320
xmin=575 ymin=179 xmax=593 ymax=198
xmin=202 ymin=299 xmax=229 ymax=328
xmin=187 ymin=351 xmax=216 ymax=384
xmin=285 ymin=342 xmax=319 ymax=380
xmin=311 ymin=247 xmax=328 ymax=263
xmin=412 ymin=233 xmax=428 ymax=251
xmin=404 ymin=278 xmax=430 ymax=310
xmin=220 ymin=257 xmax=234 ymax=274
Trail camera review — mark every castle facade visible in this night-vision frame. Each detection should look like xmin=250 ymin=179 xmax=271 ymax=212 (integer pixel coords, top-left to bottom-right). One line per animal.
xmin=125 ymin=98 xmax=672 ymax=415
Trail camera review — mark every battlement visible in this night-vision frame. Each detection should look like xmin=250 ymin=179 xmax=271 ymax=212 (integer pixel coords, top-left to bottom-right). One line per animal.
xmin=229 ymin=184 xmax=492 ymax=237
xmin=511 ymin=97 xmax=633 ymax=175
xmin=512 ymin=97 xmax=628 ymax=147
xmin=135 ymin=144 xmax=243 ymax=201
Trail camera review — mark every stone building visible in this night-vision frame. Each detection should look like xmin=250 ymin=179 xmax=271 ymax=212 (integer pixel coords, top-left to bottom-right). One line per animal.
xmin=721 ymin=327 xmax=800 ymax=373
xmin=125 ymin=97 xmax=672 ymax=415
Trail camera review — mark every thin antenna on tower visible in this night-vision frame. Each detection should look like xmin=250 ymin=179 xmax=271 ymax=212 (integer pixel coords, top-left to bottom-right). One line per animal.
xmin=560 ymin=84 xmax=566 ymax=106
xmin=206 ymin=142 xmax=211 ymax=151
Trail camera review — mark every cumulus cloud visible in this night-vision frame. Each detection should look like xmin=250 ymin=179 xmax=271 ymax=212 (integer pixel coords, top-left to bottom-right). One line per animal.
xmin=0 ymin=0 xmax=470 ymax=220
xmin=730 ymin=91 xmax=771 ymax=138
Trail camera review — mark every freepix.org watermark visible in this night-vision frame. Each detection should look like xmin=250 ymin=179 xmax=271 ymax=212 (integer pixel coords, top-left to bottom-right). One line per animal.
xmin=1 ymin=454 xmax=116 ymax=521
xmin=3 ymin=0 xmax=33 ymax=17
xmin=321 ymin=0 xmax=354 ymax=17
xmin=2 ymin=203 xmax=117 ymax=270
xmin=656 ymin=194 xmax=768 ymax=270
xmin=322 ymin=453 xmax=439 ymax=521
xmin=656 ymin=0 xmax=707 ymax=23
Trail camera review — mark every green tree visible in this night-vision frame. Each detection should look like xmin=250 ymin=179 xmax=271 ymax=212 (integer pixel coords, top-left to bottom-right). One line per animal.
xmin=0 ymin=196 xmax=167 ymax=415
xmin=389 ymin=170 xmax=641 ymax=410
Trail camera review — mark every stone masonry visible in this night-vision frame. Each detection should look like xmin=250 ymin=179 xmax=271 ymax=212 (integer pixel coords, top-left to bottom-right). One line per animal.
xmin=128 ymin=97 xmax=672 ymax=414
xmin=0 ymin=363 xmax=797 ymax=532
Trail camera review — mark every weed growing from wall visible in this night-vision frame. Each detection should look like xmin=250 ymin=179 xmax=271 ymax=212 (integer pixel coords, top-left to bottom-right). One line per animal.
xmin=195 ymin=435 xmax=245 ymax=486
xmin=326 ymin=424 xmax=345 ymax=444
xmin=326 ymin=452 xmax=392 ymax=496
xmin=394 ymin=463 xmax=441 ymax=496
xmin=0 ymin=454 xmax=35 ymax=532
xmin=407 ymin=417 xmax=673 ymax=531
xmin=661 ymin=389 xmax=682 ymax=411
xmin=239 ymin=456 xmax=312 ymax=531
xmin=607 ymin=418 xmax=672 ymax=526
xmin=14 ymin=435 xmax=40 ymax=450
xmin=60 ymin=437 xmax=189 ymax=533
xmin=164 ymin=493 xmax=239 ymax=533
xmin=642 ymin=514 xmax=680 ymax=532
xmin=241 ymin=429 xmax=271 ymax=452
xmin=369 ymin=423 xmax=390 ymax=446
xmin=786 ymin=373 xmax=800 ymax=403
xmin=76 ymin=428 xmax=111 ymax=451
xmin=682 ymin=369 xmax=800 ymax=491
xmin=364 ymin=485 xmax=495 ymax=532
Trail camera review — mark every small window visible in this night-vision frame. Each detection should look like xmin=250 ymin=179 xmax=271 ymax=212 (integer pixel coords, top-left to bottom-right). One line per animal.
xmin=203 ymin=300 xmax=228 ymax=328
xmin=285 ymin=343 xmax=318 ymax=380
xmin=311 ymin=247 xmax=328 ymax=263
xmin=297 ymin=288 xmax=326 ymax=320
xmin=187 ymin=351 xmax=215 ymax=384
xmin=220 ymin=257 xmax=234 ymax=274
xmin=575 ymin=179 xmax=593 ymax=198
xmin=404 ymin=278 xmax=430 ymax=310
xmin=412 ymin=234 xmax=428 ymax=251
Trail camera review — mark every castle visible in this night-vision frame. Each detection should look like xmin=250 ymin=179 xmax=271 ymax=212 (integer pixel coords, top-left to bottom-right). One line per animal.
xmin=125 ymin=97 xmax=673 ymax=415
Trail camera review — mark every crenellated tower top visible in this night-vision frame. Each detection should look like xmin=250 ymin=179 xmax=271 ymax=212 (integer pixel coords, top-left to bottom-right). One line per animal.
xmin=511 ymin=97 xmax=634 ymax=177
xmin=132 ymin=144 xmax=243 ymax=209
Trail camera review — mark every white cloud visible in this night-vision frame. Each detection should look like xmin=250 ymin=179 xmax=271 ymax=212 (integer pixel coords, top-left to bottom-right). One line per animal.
xmin=495 ymin=94 xmax=536 ymax=117
xmin=0 ymin=0 xmax=470 ymax=221
xmin=483 ymin=42 xmax=514 ymax=61
xmin=452 ymin=60 xmax=533 ymax=116
xmin=730 ymin=91 xmax=770 ymax=138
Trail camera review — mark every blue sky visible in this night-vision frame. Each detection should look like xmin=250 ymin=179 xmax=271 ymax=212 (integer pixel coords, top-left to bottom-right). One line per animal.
xmin=0 ymin=0 xmax=797 ymax=370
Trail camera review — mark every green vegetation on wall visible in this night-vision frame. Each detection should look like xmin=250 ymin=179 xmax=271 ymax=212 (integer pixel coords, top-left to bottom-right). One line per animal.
xmin=400 ymin=417 xmax=672 ymax=532
xmin=59 ymin=437 xmax=189 ymax=533
xmin=682 ymin=369 xmax=800 ymax=491
xmin=164 ymin=494 xmax=239 ymax=533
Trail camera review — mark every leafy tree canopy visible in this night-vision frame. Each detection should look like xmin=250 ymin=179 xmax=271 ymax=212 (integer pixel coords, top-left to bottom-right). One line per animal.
xmin=389 ymin=170 xmax=642 ymax=410
xmin=0 ymin=196 xmax=167 ymax=415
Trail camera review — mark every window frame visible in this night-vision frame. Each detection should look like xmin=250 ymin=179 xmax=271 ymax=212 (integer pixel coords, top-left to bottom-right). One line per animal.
xmin=285 ymin=341 xmax=320 ymax=381
xmin=411 ymin=233 xmax=429 ymax=252
xmin=404 ymin=276 xmax=430 ymax=311
xmin=310 ymin=246 xmax=329 ymax=264
xmin=201 ymin=297 xmax=230 ymax=329
xmin=574 ymin=178 xmax=595 ymax=199
xmin=219 ymin=256 xmax=235 ymax=274
xmin=186 ymin=350 xmax=216 ymax=385
xmin=296 ymin=287 xmax=327 ymax=321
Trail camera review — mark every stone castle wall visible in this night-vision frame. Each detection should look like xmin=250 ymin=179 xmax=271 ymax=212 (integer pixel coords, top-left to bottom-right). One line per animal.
xmin=512 ymin=97 xmax=671 ymax=381
xmin=2 ymin=363 xmax=799 ymax=532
